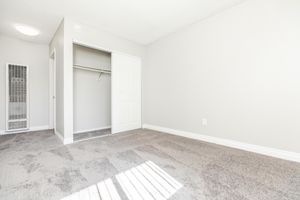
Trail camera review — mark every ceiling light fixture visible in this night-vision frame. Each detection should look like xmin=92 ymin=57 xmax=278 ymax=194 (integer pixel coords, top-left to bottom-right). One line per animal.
xmin=15 ymin=24 xmax=40 ymax=36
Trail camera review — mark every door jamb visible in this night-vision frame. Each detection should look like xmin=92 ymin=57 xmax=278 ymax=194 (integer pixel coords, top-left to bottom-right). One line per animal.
xmin=49 ymin=49 xmax=56 ymax=132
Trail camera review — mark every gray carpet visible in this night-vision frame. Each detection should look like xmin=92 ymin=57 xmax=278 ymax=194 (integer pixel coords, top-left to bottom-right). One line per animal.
xmin=0 ymin=129 xmax=299 ymax=200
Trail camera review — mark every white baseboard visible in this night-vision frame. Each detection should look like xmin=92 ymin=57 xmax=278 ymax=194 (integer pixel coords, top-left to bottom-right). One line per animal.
xmin=63 ymin=137 xmax=73 ymax=145
xmin=0 ymin=125 xmax=50 ymax=135
xmin=74 ymin=126 xmax=111 ymax=134
xmin=30 ymin=125 xmax=50 ymax=131
xmin=54 ymin=130 xmax=73 ymax=145
xmin=142 ymin=124 xmax=300 ymax=163
xmin=54 ymin=130 xmax=64 ymax=142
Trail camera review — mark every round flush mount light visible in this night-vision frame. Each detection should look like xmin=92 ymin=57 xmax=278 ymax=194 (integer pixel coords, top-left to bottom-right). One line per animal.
xmin=15 ymin=24 xmax=40 ymax=36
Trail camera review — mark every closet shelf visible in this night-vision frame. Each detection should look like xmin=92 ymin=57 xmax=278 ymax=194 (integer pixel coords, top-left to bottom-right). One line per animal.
xmin=73 ymin=64 xmax=111 ymax=74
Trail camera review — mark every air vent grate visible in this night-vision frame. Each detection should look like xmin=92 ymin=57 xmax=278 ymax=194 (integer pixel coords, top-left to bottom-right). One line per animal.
xmin=6 ymin=64 xmax=29 ymax=131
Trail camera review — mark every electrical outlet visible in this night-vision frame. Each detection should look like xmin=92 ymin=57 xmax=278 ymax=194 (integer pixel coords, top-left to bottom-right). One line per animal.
xmin=202 ymin=118 xmax=207 ymax=126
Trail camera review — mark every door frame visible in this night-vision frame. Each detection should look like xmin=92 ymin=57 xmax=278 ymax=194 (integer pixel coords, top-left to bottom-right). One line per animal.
xmin=49 ymin=49 xmax=56 ymax=132
xmin=71 ymin=39 xmax=142 ymax=135
xmin=72 ymin=40 xmax=113 ymax=134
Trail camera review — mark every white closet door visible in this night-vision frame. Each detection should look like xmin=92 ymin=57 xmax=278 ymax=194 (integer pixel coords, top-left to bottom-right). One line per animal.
xmin=112 ymin=53 xmax=141 ymax=133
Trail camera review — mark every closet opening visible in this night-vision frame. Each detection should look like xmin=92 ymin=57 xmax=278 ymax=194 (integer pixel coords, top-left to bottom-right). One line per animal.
xmin=73 ymin=43 xmax=112 ymax=142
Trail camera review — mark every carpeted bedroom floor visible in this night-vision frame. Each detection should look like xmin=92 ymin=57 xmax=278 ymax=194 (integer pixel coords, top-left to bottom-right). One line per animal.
xmin=0 ymin=129 xmax=299 ymax=200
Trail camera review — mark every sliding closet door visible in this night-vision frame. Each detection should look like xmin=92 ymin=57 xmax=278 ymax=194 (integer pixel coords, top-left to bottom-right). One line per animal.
xmin=111 ymin=53 xmax=141 ymax=133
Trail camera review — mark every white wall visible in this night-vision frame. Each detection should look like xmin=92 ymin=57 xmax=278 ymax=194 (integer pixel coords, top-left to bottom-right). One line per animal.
xmin=49 ymin=20 xmax=64 ymax=137
xmin=68 ymin=19 xmax=146 ymax=58
xmin=144 ymin=0 xmax=300 ymax=153
xmin=73 ymin=44 xmax=111 ymax=133
xmin=0 ymin=35 xmax=49 ymax=132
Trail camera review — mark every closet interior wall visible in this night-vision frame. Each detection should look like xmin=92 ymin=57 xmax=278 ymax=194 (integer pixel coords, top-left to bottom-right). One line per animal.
xmin=73 ymin=44 xmax=111 ymax=134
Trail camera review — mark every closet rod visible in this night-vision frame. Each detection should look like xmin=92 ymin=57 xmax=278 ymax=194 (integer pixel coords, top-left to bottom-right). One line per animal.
xmin=73 ymin=64 xmax=111 ymax=74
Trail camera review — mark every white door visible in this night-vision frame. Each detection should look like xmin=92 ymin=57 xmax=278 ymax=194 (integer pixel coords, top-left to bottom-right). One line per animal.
xmin=49 ymin=51 xmax=56 ymax=131
xmin=111 ymin=53 xmax=141 ymax=133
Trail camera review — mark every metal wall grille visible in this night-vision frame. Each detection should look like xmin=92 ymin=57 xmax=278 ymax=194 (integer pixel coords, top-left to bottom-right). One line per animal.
xmin=6 ymin=64 xmax=28 ymax=131
xmin=8 ymin=121 xmax=27 ymax=130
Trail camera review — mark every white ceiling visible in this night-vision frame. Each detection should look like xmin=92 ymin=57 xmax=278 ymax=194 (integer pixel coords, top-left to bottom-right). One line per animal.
xmin=0 ymin=0 xmax=245 ymax=45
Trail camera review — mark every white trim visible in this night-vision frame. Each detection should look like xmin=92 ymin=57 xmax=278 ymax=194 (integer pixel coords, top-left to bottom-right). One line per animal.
xmin=54 ymin=130 xmax=73 ymax=145
xmin=30 ymin=125 xmax=49 ymax=131
xmin=73 ymin=40 xmax=112 ymax=54
xmin=0 ymin=125 xmax=49 ymax=135
xmin=55 ymin=130 xmax=64 ymax=142
xmin=63 ymin=137 xmax=73 ymax=145
xmin=111 ymin=50 xmax=115 ymax=134
xmin=142 ymin=124 xmax=300 ymax=163
xmin=73 ymin=39 xmax=142 ymax=59
xmin=49 ymin=49 xmax=56 ymax=130
xmin=74 ymin=126 xmax=111 ymax=134
xmin=5 ymin=64 xmax=8 ymax=131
